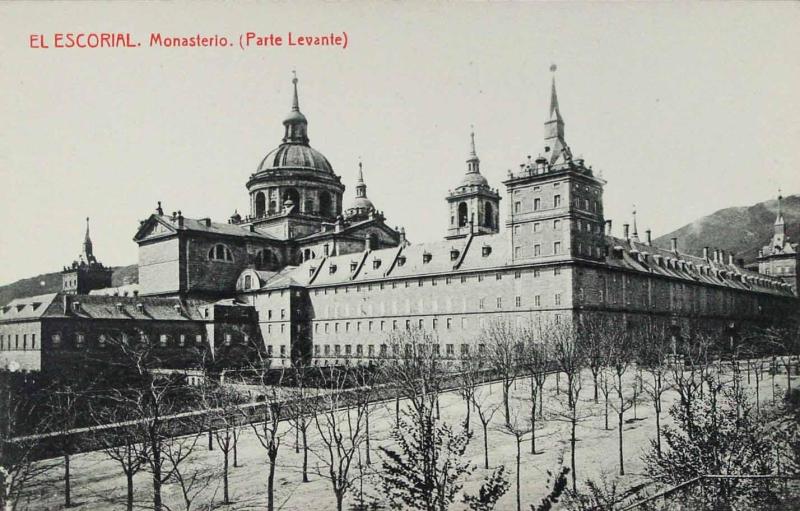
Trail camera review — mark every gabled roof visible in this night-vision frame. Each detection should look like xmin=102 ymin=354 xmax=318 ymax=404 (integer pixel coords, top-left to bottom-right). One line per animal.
xmin=0 ymin=294 xmax=59 ymax=321
xmin=294 ymin=217 xmax=398 ymax=243
xmin=134 ymin=214 xmax=278 ymax=243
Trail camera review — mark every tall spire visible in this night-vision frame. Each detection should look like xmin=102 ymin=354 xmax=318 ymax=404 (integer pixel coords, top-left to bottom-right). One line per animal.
xmin=549 ymin=64 xmax=563 ymax=122
xmin=774 ymin=191 xmax=786 ymax=247
xmin=631 ymin=206 xmax=640 ymax=242
xmin=544 ymin=64 xmax=570 ymax=166
xmin=356 ymin=160 xmax=367 ymax=198
xmin=291 ymin=70 xmax=300 ymax=112
xmin=282 ymin=70 xmax=309 ymax=144
xmin=775 ymin=190 xmax=785 ymax=226
xmin=466 ymin=125 xmax=480 ymax=174
xmin=82 ymin=217 xmax=95 ymax=263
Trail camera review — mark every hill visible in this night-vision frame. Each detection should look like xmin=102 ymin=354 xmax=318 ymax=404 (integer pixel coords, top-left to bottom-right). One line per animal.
xmin=652 ymin=194 xmax=800 ymax=265
xmin=0 ymin=264 xmax=138 ymax=306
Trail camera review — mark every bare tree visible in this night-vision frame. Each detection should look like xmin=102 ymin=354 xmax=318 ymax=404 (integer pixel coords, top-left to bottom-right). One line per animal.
xmin=311 ymin=366 xmax=369 ymax=511
xmin=160 ymin=429 xmax=211 ymax=511
xmin=520 ymin=334 xmax=550 ymax=455
xmin=457 ymin=348 xmax=482 ymax=434
xmin=637 ymin=320 xmax=672 ymax=456
xmin=670 ymin=322 xmax=711 ymax=438
xmin=201 ymin=382 xmax=246 ymax=506
xmin=46 ymin=384 xmax=80 ymax=508
xmin=483 ymin=320 xmax=522 ymax=427
xmin=0 ymin=372 xmax=53 ymax=511
xmin=249 ymin=364 xmax=288 ymax=511
xmin=497 ymin=402 xmax=531 ymax=511
xmin=604 ymin=316 xmax=635 ymax=476
xmin=548 ymin=317 xmax=585 ymax=491
xmin=89 ymin=394 xmax=150 ymax=511
xmin=287 ymin=365 xmax=315 ymax=482
xmin=471 ymin=382 xmax=501 ymax=470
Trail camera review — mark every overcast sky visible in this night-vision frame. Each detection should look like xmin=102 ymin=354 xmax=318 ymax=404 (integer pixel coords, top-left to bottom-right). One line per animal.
xmin=1 ymin=2 xmax=798 ymax=286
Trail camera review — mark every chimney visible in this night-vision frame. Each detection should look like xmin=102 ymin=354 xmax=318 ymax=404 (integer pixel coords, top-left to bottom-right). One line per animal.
xmin=720 ymin=250 xmax=726 ymax=264
xmin=605 ymin=219 xmax=613 ymax=235
xmin=177 ymin=211 xmax=184 ymax=228
xmin=703 ymin=247 xmax=709 ymax=260
xmin=399 ymin=227 xmax=407 ymax=245
xmin=365 ymin=233 xmax=373 ymax=251
xmin=736 ymin=257 xmax=745 ymax=267
xmin=645 ymin=229 xmax=652 ymax=246
xmin=728 ymin=252 xmax=735 ymax=265
xmin=713 ymin=249 xmax=720 ymax=263
xmin=670 ymin=238 xmax=678 ymax=252
xmin=136 ymin=303 xmax=145 ymax=313
xmin=623 ymin=223 xmax=630 ymax=240
xmin=203 ymin=218 xmax=211 ymax=227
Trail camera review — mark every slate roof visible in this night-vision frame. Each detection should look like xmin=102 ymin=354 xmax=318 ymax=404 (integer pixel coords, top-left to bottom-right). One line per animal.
xmin=137 ymin=214 xmax=278 ymax=241
xmin=0 ymin=294 xmax=59 ymax=321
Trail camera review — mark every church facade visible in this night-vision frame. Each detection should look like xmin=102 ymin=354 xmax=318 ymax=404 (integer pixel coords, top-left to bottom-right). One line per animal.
xmin=1 ymin=69 xmax=797 ymax=374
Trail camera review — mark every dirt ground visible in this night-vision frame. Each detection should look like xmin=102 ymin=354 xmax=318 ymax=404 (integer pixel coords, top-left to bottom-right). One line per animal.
xmin=18 ymin=364 xmax=795 ymax=511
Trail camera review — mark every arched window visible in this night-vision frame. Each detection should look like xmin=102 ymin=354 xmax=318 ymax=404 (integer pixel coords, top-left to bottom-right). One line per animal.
xmin=283 ymin=188 xmax=300 ymax=206
xmin=244 ymin=275 xmax=252 ymax=290
xmin=484 ymin=202 xmax=494 ymax=228
xmin=255 ymin=249 xmax=279 ymax=269
xmin=319 ymin=191 xmax=332 ymax=217
xmin=208 ymin=244 xmax=234 ymax=262
xmin=255 ymin=192 xmax=266 ymax=217
xmin=304 ymin=199 xmax=314 ymax=214
xmin=268 ymin=200 xmax=277 ymax=213
xmin=458 ymin=202 xmax=468 ymax=227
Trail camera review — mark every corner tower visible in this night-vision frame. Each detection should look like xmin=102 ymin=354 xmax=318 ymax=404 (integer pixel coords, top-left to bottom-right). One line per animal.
xmin=446 ymin=129 xmax=501 ymax=239
xmin=503 ymin=66 xmax=606 ymax=262
xmin=62 ymin=217 xmax=113 ymax=295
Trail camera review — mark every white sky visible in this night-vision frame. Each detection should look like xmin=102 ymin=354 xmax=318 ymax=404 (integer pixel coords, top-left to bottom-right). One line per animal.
xmin=1 ymin=2 xmax=799 ymax=285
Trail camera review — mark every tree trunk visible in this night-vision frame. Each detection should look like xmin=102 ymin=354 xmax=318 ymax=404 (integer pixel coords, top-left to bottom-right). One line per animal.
xmin=593 ymin=372 xmax=598 ymax=403
xmin=335 ymin=492 xmax=344 ymax=511
xmin=787 ymin=361 xmax=792 ymax=393
xmin=208 ymin=428 xmax=213 ymax=450
xmin=570 ymin=416 xmax=577 ymax=491
xmin=64 ymin=453 xmax=71 ymax=507
xmin=302 ymin=427 xmax=310 ymax=481
xmin=365 ymin=406 xmax=372 ymax=465
xmin=295 ymin=420 xmax=300 ymax=454
xmin=655 ymin=407 xmax=662 ymax=456
xmin=618 ymin=411 xmax=625 ymax=475
xmin=233 ymin=430 xmax=239 ymax=468
xmin=268 ymin=454 xmax=276 ymax=511
xmin=223 ymin=448 xmax=230 ymax=504
xmin=125 ymin=471 xmax=134 ymax=511
xmin=530 ymin=379 xmax=536 ymax=454
xmin=515 ymin=438 xmax=521 ymax=511
xmin=556 ymin=372 xmax=561 ymax=395
xmin=483 ymin=423 xmax=489 ymax=469
xmin=395 ymin=396 xmax=400 ymax=427
xmin=503 ymin=383 xmax=511 ymax=426
xmin=152 ymin=445 xmax=162 ymax=511
xmin=464 ymin=396 xmax=471 ymax=432
xmin=538 ymin=387 xmax=544 ymax=419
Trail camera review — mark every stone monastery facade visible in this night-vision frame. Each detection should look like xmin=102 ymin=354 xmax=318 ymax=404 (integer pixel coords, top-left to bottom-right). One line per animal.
xmin=1 ymin=69 xmax=797 ymax=373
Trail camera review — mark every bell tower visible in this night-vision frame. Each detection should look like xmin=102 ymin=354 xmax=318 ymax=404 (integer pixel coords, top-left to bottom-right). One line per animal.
xmin=503 ymin=66 xmax=606 ymax=262
xmin=446 ymin=129 xmax=501 ymax=239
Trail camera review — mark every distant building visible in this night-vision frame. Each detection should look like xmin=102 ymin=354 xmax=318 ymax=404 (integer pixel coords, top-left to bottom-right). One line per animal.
xmin=61 ymin=218 xmax=113 ymax=295
xmin=1 ymin=68 xmax=798 ymax=374
xmin=758 ymin=195 xmax=799 ymax=293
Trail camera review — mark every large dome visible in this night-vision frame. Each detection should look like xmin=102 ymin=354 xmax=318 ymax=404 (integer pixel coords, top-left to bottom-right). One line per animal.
xmin=257 ymin=143 xmax=334 ymax=174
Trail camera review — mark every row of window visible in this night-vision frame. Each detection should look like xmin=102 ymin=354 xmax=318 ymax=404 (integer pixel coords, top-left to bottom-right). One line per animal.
xmin=0 ymin=333 xmax=36 ymax=351
xmin=310 ymin=267 xmax=561 ymax=296
xmin=44 ymin=332 xmax=209 ymax=349
xmin=312 ymin=342 xmax=480 ymax=358
xmin=311 ymin=297 xmax=564 ymax=334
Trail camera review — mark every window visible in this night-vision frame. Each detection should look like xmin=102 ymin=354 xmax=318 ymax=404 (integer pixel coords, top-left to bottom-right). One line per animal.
xmin=555 ymin=293 xmax=562 ymax=306
xmin=496 ymin=297 xmax=502 ymax=308
xmin=460 ymin=276 xmax=467 ymax=283
xmin=554 ymin=267 xmax=561 ymax=276
xmin=405 ymin=319 xmax=411 ymax=330
xmin=534 ymin=244 xmax=541 ymax=256
xmin=432 ymin=318 xmax=438 ymax=330
xmin=76 ymin=333 xmax=85 ymax=348
xmin=446 ymin=318 xmax=452 ymax=329
xmin=514 ymin=201 xmax=521 ymax=213
xmin=553 ymin=219 xmax=561 ymax=230
xmin=160 ymin=334 xmax=168 ymax=347
xmin=52 ymin=333 xmax=62 ymax=348
xmin=515 ymin=270 xmax=521 ymax=279
xmin=446 ymin=344 xmax=454 ymax=356
xmin=280 ymin=345 xmax=287 ymax=357
xmin=514 ymin=246 xmax=522 ymax=258
xmin=534 ymin=198 xmax=541 ymax=211
xmin=224 ymin=333 xmax=232 ymax=346
xmin=495 ymin=273 xmax=502 ymax=280
xmin=534 ymin=222 xmax=541 ymax=232
xmin=208 ymin=244 xmax=234 ymax=262
xmin=418 ymin=318 xmax=424 ymax=329
xmin=196 ymin=334 xmax=203 ymax=344
xmin=554 ymin=241 xmax=561 ymax=254
xmin=392 ymin=320 xmax=398 ymax=331
xmin=534 ymin=269 xmax=541 ymax=277
xmin=461 ymin=344 xmax=469 ymax=355
xmin=515 ymin=296 xmax=522 ymax=307
xmin=554 ymin=195 xmax=561 ymax=207
xmin=179 ymin=334 xmax=185 ymax=347
xmin=535 ymin=295 xmax=541 ymax=307
xmin=280 ymin=309 xmax=286 ymax=319
xmin=423 ymin=253 xmax=432 ymax=264
xmin=345 ymin=345 xmax=352 ymax=355
xmin=479 ymin=298 xmax=485 ymax=309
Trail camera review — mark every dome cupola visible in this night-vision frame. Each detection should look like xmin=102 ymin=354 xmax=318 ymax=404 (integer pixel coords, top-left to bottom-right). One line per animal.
xmin=345 ymin=161 xmax=376 ymax=219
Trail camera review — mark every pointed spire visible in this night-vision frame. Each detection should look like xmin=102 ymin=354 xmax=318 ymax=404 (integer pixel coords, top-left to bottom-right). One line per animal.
xmin=549 ymin=64 xmax=562 ymax=122
xmin=355 ymin=159 xmax=367 ymax=198
xmin=775 ymin=189 xmax=785 ymax=226
xmin=631 ymin=206 xmax=640 ymax=242
xmin=466 ymin=126 xmax=480 ymax=174
xmin=544 ymin=64 xmax=570 ymax=166
xmin=83 ymin=217 xmax=94 ymax=263
xmin=282 ymin=70 xmax=309 ymax=144
xmin=291 ymin=69 xmax=300 ymax=112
